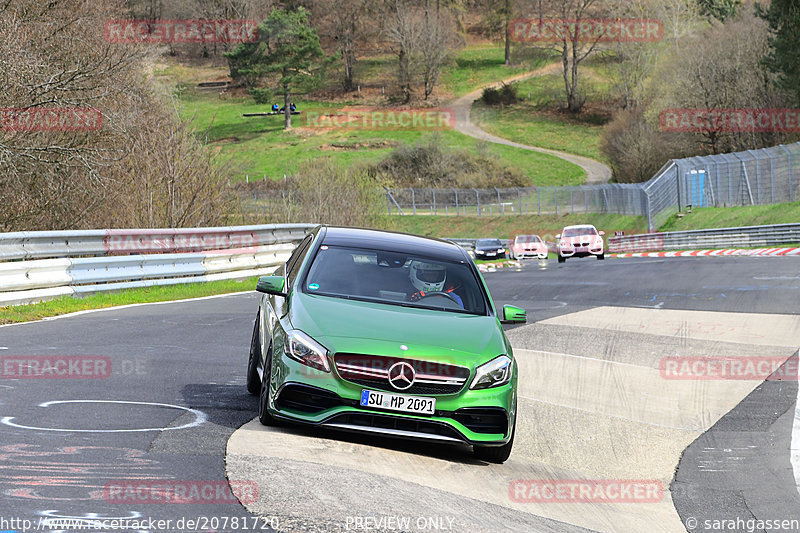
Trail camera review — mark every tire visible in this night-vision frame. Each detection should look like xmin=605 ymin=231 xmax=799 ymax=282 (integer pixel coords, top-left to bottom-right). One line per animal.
xmin=246 ymin=314 xmax=262 ymax=395
xmin=557 ymin=254 xmax=566 ymax=263
xmin=474 ymin=419 xmax=515 ymax=464
xmin=258 ymin=342 xmax=279 ymax=426
xmin=597 ymin=253 xmax=605 ymax=260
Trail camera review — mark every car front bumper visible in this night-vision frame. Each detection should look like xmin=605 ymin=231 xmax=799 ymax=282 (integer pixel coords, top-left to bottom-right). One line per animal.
xmin=267 ymin=359 xmax=516 ymax=446
xmin=558 ymin=246 xmax=603 ymax=257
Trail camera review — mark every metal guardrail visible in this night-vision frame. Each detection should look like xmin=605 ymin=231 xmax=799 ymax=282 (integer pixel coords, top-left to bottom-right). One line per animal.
xmin=608 ymin=223 xmax=800 ymax=253
xmin=0 ymin=224 xmax=314 ymax=261
xmin=0 ymin=224 xmax=314 ymax=307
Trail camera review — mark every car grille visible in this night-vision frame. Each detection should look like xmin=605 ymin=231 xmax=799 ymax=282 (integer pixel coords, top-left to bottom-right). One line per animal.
xmin=334 ymin=353 xmax=470 ymax=395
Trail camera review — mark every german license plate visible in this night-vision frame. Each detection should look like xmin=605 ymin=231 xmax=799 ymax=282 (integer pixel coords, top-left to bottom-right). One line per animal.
xmin=360 ymin=390 xmax=435 ymax=415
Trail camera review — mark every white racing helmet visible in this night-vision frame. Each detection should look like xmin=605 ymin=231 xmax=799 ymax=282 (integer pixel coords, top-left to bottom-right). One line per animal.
xmin=409 ymin=261 xmax=446 ymax=293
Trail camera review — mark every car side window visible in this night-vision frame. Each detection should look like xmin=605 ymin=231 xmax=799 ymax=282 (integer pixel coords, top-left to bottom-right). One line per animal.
xmin=286 ymin=235 xmax=314 ymax=287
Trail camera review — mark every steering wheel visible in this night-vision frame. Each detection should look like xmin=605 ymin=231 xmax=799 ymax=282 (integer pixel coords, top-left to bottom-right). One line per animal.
xmin=418 ymin=291 xmax=461 ymax=308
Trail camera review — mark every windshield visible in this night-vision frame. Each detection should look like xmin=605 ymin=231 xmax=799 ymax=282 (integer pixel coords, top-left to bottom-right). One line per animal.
xmin=476 ymin=239 xmax=503 ymax=247
xmin=303 ymin=245 xmax=488 ymax=315
xmin=562 ymin=227 xmax=598 ymax=237
xmin=515 ymin=235 xmax=542 ymax=244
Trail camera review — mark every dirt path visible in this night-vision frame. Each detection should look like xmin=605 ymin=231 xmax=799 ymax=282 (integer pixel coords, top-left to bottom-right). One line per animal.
xmin=451 ymin=63 xmax=613 ymax=185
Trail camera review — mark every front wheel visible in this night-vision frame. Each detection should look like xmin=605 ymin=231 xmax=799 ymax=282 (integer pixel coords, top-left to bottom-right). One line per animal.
xmin=597 ymin=253 xmax=605 ymax=260
xmin=557 ymin=254 xmax=566 ymax=263
xmin=246 ymin=314 xmax=261 ymax=395
xmin=474 ymin=419 xmax=515 ymax=463
xmin=258 ymin=343 xmax=279 ymax=426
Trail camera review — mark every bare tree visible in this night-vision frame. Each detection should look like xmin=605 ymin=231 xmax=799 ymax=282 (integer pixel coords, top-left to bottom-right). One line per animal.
xmin=0 ymin=0 xmax=231 ymax=230
xmin=537 ymin=0 xmax=609 ymax=113
xmin=384 ymin=0 xmax=423 ymax=103
xmin=419 ymin=8 xmax=461 ymax=99
xmin=306 ymin=0 xmax=376 ymax=91
xmin=649 ymin=12 xmax=787 ymax=154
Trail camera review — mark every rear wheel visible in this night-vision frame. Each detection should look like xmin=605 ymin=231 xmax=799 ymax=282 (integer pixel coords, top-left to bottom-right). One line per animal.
xmin=258 ymin=342 xmax=279 ymax=426
xmin=246 ymin=314 xmax=261 ymax=395
xmin=474 ymin=419 xmax=515 ymax=463
xmin=557 ymin=254 xmax=566 ymax=263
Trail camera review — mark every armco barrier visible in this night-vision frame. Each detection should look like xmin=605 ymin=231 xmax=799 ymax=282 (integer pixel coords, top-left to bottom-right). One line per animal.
xmin=0 ymin=224 xmax=313 ymax=307
xmin=0 ymin=224 xmax=314 ymax=261
xmin=609 ymin=223 xmax=800 ymax=253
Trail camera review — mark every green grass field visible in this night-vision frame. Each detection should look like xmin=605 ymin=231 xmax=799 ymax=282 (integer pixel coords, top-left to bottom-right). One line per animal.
xmin=0 ymin=277 xmax=258 ymax=325
xmin=177 ymin=89 xmax=585 ymax=186
xmin=470 ymin=68 xmax=610 ymax=163
xmin=377 ymin=213 xmax=647 ymax=241
xmin=440 ymin=46 xmax=552 ymax=97
xmin=157 ymin=45 xmax=589 ymax=186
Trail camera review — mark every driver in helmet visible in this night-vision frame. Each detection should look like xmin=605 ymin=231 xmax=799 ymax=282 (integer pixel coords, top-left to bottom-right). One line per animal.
xmin=408 ymin=261 xmax=464 ymax=308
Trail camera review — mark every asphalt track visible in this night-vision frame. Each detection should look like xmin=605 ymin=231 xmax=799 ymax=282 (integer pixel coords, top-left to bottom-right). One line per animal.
xmin=0 ymin=255 xmax=799 ymax=532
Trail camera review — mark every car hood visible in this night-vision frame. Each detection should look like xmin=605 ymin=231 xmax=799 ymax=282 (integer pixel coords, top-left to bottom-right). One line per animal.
xmin=290 ymin=292 xmax=508 ymax=367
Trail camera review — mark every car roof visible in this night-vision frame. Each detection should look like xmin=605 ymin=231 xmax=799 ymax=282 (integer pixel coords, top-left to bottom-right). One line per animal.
xmin=321 ymin=226 xmax=467 ymax=262
xmin=562 ymin=224 xmax=597 ymax=230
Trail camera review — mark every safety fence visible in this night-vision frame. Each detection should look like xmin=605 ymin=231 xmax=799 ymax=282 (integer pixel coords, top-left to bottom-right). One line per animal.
xmin=608 ymin=223 xmax=800 ymax=253
xmin=0 ymin=224 xmax=314 ymax=307
xmin=384 ymin=142 xmax=800 ymax=231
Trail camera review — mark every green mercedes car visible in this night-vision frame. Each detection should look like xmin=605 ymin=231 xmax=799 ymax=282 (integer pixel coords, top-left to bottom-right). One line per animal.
xmin=246 ymin=226 xmax=526 ymax=463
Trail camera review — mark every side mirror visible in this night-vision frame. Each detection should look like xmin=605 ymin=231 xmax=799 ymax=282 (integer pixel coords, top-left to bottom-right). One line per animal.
xmin=501 ymin=305 xmax=527 ymax=324
xmin=599 ymin=231 xmax=606 ymax=236
xmin=555 ymin=234 xmax=561 ymax=239
xmin=256 ymin=275 xmax=287 ymax=296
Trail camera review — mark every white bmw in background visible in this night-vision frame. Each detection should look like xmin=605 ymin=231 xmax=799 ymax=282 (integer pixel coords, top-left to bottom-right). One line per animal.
xmin=556 ymin=225 xmax=605 ymax=263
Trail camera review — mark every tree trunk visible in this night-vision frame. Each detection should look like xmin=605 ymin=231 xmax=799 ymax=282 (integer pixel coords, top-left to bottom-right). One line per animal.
xmin=283 ymin=82 xmax=291 ymax=130
xmin=569 ymin=43 xmax=581 ymax=112
xmin=343 ymin=33 xmax=356 ymax=91
xmin=504 ymin=0 xmax=511 ymax=65
xmin=399 ymin=48 xmax=411 ymax=103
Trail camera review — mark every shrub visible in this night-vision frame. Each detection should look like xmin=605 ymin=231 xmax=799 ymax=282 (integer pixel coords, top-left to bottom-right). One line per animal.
xmin=370 ymin=136 xmax=528 ymax=188
xmin=481 ymin=82 xmax=519 ymax=106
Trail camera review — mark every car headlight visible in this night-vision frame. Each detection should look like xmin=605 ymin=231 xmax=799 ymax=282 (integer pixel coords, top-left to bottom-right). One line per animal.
xmin=498 ymin=249 xmax=505 ymax=254
xmin=470 ymin=355 xmax=512 ymax=390
xmin=284 ymin=330 xmax=330 ymax=372
xmin=560 ymin=241 xmax=569 ymax=247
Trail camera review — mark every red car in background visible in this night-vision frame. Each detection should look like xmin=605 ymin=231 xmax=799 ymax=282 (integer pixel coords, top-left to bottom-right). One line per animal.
xmin=509 ymin=234 xmax=548 ymax=260
xmin=557 ymin=225 xmax=605 ymax=262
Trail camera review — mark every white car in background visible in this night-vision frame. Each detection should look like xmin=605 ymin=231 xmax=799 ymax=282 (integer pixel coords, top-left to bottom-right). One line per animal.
xmin=509 ymin=235 xmax=548 ymax=260
xmin=557 ymin=225 xmax=605 ymax=262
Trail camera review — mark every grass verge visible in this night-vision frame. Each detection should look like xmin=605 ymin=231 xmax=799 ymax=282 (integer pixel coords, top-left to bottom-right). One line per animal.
xmin=659 ymin=202 xmax=800 ymax=232
xmin=376 ymin=213 xmax=647 ymax=240
xmin=0 ymin=277 xmax=259 ymax=325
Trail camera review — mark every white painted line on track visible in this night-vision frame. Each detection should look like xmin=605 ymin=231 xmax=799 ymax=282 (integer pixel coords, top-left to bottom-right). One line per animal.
xmin=1 ymin=400 xmax=207 ymax=433
xmin=792 ymin=353 xmax=800 ymax=499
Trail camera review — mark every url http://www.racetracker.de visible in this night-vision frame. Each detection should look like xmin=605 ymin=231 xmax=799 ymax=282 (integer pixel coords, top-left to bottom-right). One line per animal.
xmin=0 ymin=515 xmax=281 ymax=531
